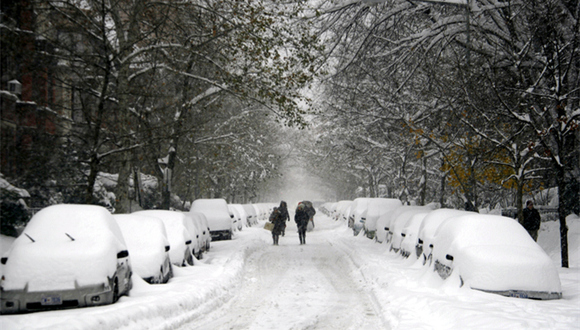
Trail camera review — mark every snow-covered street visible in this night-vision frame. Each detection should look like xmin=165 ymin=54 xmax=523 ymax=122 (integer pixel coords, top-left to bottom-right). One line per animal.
xmin=1 ymin=212 xmax=579 ymax=329
xmin=185 ymin=221 xmax=385 ymax=330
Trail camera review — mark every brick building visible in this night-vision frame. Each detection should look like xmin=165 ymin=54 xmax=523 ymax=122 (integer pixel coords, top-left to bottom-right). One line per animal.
xmin=1 ymin=0 xmax=58 ymax=178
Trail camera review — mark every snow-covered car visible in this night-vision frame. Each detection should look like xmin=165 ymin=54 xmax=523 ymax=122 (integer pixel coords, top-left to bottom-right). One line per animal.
xmin=348 ymin=198 xmax=373 ymax=235
xmin=320 ymin=202 xmax=336 ymax=216
xmin=188 ymin=211 xmax=211 ymax=253
xmin=252 ymin=204 xmax=266 ymax=221
xmin=333 ymin=200 xmax=352 ymax=221
xmin=362 ymin=198 xmax=402 ymax=239
xmin=229 ymin=205 xmax=243 ymax=231
xmin=399 ymin=212 xmax=430 ymax=258
xmin=242 ymin=204 xmax=258 ymax=226
xmin=387 ymin=206 xmax=434 ymax=253
xmin=0 ymin=204 xmax=132 ymax=314
xmin=416 ymin=209 xmax=472 ymax=265
xmin=190 ymin=199 xmax=233 ymax=241
xmin=431 ymin=213 xmax=562 ymax=300
xmin=254 ymin=203 xmax=276 ymax=222
xmin=376 ymin=205 xmax=413 ymax=243
xmin=230 ymin=204 xmax=249 ymax=228
xmin=113 ymin=214 xmax=173 ymax=284
xmin=133 ymin=210 xmax=195 ymax=267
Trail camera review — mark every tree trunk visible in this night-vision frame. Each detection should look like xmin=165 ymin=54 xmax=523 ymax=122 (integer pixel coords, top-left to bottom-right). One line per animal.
xmin=85 ymin=154 xmax=100 ymax=204
xmin=439 ymin=158 xmax=446 ymax=208
xmin=419 ymin=156 xmax=427 ymax=206
xmin=114 ymin=154 xmax=131 ymax=213
xmin=557 ymin=169 xmax=569 ymax=268
xmin=516 ymin=180 xmax=524 ymax=225
xmin=160 ymin=145 xmax=177 ymax=210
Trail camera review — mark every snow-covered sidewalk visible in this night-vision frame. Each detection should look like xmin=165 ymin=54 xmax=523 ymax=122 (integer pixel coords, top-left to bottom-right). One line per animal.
xmin=1 ymin=214 xmax=579 ymax=329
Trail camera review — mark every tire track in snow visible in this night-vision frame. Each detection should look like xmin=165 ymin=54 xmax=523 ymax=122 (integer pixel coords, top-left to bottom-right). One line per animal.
xmin=182 ymin=228 xmax=388 ymax=330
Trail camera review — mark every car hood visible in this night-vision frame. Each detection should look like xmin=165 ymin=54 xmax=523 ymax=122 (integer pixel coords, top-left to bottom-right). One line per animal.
xmin=2 ymin=238 xmax=120 ymax=292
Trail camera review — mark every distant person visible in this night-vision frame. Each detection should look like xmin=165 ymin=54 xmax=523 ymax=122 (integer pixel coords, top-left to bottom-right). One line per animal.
xmin=295 ymin=202 xmax=310 ymax=245
xmin=278 ymin=201 xmax=290 ymax=236
xmin=269 ymin=201 xmax=289 ymax=245
xmin=522 ymin=200 xmax=541 ymax=241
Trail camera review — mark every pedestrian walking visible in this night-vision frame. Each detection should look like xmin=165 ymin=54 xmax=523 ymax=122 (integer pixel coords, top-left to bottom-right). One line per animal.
xmin=295 ymin=202 xmax=310 ymax=245
xmin=269 ymin=201 xmax=289 ymax=245
xmin=523 ymin=200 xmax=541 ymax=241
xmin=278 ymin=201 xmax=289 ymax=236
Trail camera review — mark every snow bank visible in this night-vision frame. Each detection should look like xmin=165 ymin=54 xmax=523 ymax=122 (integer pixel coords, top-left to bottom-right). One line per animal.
xmin=0 ymin=226 xmax=268 ymax=330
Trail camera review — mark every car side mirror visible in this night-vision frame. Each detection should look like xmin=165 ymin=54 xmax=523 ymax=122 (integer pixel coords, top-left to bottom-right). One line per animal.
xmin=117 ymin=250 xmax=129 ymax=259
xmin=165 ymin=245 xmax=170 ymax=252
xmin=446 ymin=254 xmax=454 ymax=261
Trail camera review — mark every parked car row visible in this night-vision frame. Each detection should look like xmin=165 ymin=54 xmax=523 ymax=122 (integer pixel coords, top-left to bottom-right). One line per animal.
xmin=0 ymin=199 xmax=277 ymax=314
xmin=321 ymin=200 xmax=562 ymax=300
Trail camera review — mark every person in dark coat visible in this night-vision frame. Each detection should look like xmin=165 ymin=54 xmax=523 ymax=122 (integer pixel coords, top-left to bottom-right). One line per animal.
xmin=523 ymin=200 xmax=541 ymax=241
xmin=278 ymin=201 xmax=289 ymax=236
xmin=270 ymin=201 xmax=289 ymax=245
xmin=295 ymin=202 xmax=310 ymax=245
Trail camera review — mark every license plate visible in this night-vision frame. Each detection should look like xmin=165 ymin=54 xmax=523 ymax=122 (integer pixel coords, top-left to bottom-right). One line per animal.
xmin=509 ymin=292 xmax=528 ymax=299
xmin=41 ymin=296 xmax=62 ymax=306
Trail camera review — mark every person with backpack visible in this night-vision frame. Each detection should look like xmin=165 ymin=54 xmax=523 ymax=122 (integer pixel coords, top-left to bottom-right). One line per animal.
xmin=302 ymin=200 xmax=316 ymax=231
xmin=269 ymin=201 xmax=289 ymax=245
xmin=295 ymin=202 xmax=310 ymax=245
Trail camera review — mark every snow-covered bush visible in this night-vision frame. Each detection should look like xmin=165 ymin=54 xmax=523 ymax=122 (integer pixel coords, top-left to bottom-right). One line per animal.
xmin=0 ymin=174 xmax=31 ymax=237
